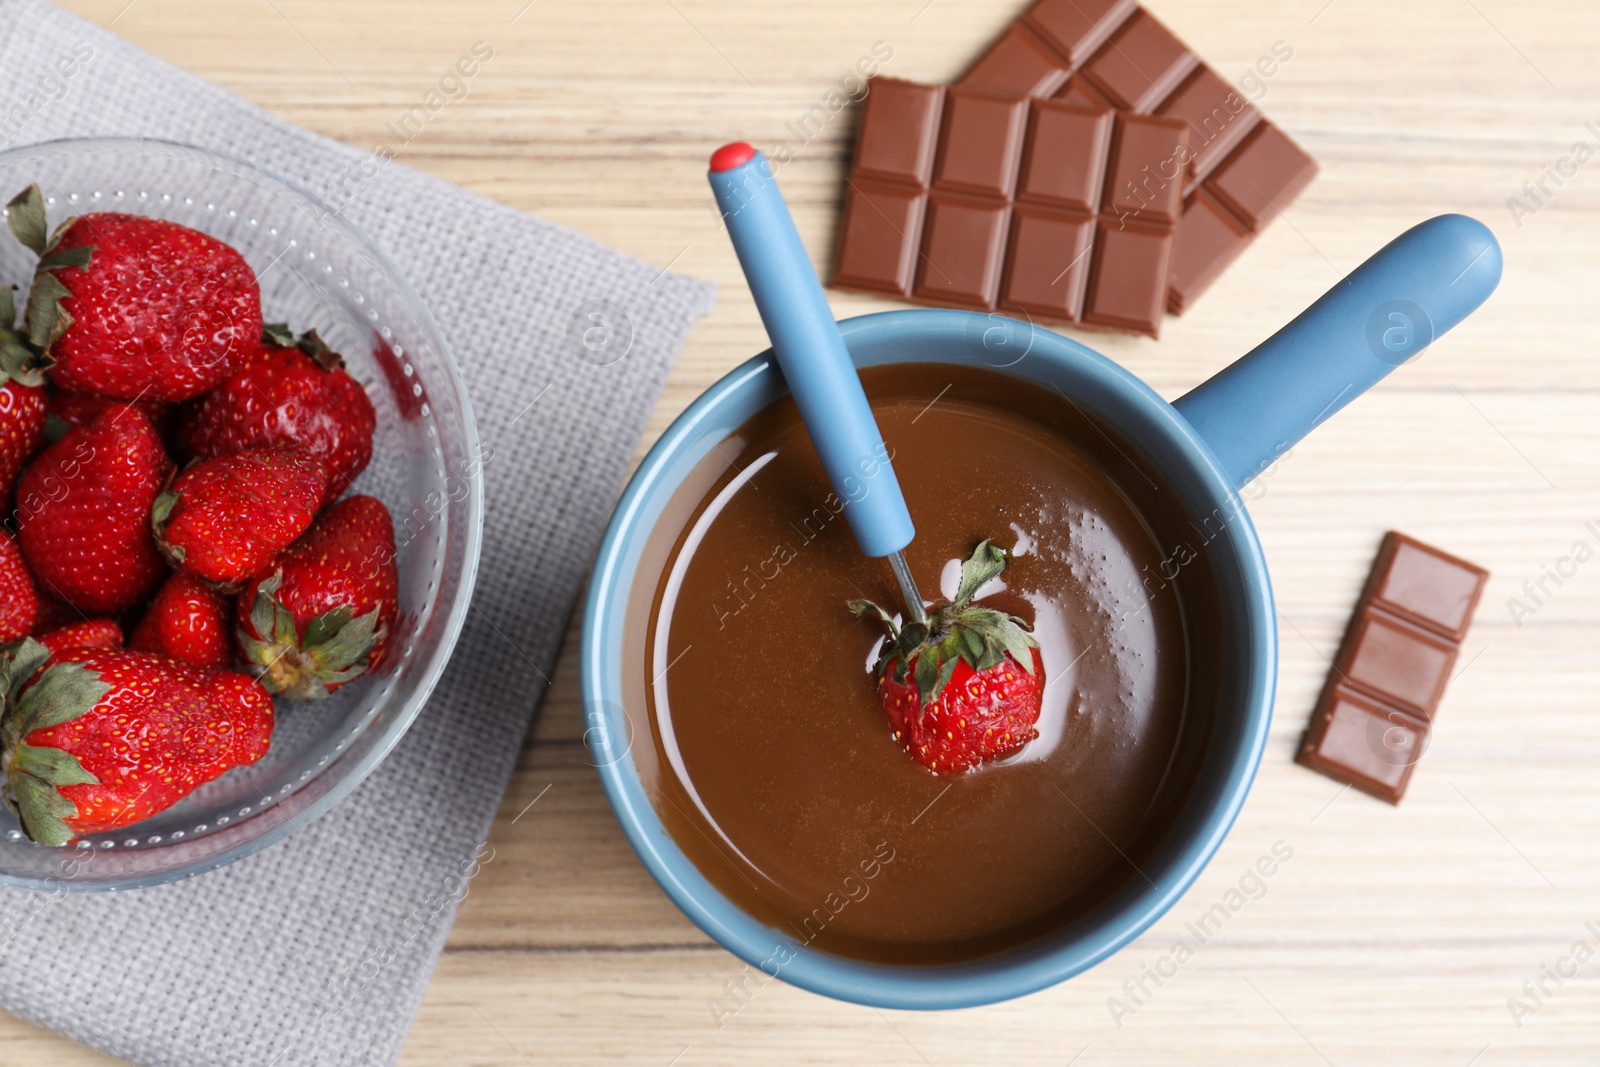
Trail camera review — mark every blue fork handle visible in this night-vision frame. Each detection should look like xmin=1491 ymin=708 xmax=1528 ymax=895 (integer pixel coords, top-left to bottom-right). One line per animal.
xmin=707 ymin=144 xmax=915 ymax=558
xmin=1175 ymin=214 xmax=1503 ymax=488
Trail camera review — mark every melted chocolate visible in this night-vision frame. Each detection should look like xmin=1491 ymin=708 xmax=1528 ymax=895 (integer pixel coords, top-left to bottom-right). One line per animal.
xmin=623 ymin=363 xmax=1223 ymax=964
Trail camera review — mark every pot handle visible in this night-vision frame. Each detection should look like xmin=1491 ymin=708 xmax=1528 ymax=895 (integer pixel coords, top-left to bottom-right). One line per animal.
xmin=1173 ymin=214 xmax=1502 ymax=490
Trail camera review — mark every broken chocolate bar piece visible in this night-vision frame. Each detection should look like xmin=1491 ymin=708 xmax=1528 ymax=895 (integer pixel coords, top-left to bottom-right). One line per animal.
xmin=1297 ymin=532 xmax=1489 ymax=804
xmin=834 ymin=77 xmax=1190 ymax=336
xmin=945 ymin=0 xmax=1316 ymax=317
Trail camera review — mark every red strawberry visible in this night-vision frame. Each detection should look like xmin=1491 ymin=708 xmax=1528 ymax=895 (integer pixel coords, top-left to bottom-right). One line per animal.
xmin=852 ymin=541 xmax=1043 ymax=775
xmin=0 ymin=378 xmax=47 ymax=494
xmin=5 ymin=184 xmax=260 ymax=402
xmin=30 ymin=594 xmax=78 ymax=635
xmin=130 ymin=571 xmax=231 ymax=669
xmin=0 ymin=285 xmax=47 ymax=504
xmin=151 ymin=445 xmax=328 ymax=586
xmin=36 ymin=619 xmax=123 ymax=656
xmin=237 ymin=495 xmax=398 ymax=700
xmin=0 ymin=641 xmax=273 ymax=845
xmin=16 ymin=404 xmax=170 ymax=613
xmin=178 ymin=324 xmax=376 ymax=496
xmin=0 ymin=534 xmax=37 ymax=642
xmin=46 ymin=386 xmax=171 ymax=440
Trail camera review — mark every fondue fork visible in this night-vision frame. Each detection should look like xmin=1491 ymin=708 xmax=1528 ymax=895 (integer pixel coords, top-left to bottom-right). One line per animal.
xmin=707 ymin=142 xmax=928 ymax=625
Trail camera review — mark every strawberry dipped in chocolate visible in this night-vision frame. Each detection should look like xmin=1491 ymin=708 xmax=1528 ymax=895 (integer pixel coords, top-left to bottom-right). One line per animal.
xmin=851 ymin=540 xmax=1043 ymax=774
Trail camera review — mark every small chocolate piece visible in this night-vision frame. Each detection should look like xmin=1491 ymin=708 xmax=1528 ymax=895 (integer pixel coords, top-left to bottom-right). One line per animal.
xmin=1167 ymin=189 xmax=1250 ymax=313
xmin=834 ymin=180 xmax=927 ymax=296
xmin=1001 ymin=206 xmax=1096 ymax=319
xmin=1017 ymin=101 xmax=1113 ymax=211
xmin=1079 ymin=8 xmax=1196 ymax=112
xmin=1083 ymin=218 xmax=1173 ymax=335
xmin=843 ymin=2 xmax=1317 ymax=323
xmin=959 ymin=24 xmax=1070 ymax=98
xmin=1155 ymin=65 xmax=1261 ymax=185
xmin=1205 ymin=121 xmax=1318 ymax=233
xmin=1104 ymin=113 xmax=1192 ymax=226
xmin=853 ymin=79 xmax=944 ymax=186
xmin=1297 ymin=532 xmax=1489 ymax=804
xmin=932 ymin=89 xmax=1031 ymax=199
xmin=1023 ymin=0 xmax=1137 ymax=66
xmin=914 ymin=193 xmax=1011 ymax=309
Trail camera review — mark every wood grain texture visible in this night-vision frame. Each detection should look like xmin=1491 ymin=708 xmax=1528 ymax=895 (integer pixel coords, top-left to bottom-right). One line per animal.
xmin=13 ymin=0 xmax=1600 ymax=1063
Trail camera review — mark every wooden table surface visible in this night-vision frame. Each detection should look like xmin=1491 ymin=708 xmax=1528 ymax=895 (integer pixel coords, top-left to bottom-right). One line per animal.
xmin=10 ymin=0 xmax=1600 ymax=1063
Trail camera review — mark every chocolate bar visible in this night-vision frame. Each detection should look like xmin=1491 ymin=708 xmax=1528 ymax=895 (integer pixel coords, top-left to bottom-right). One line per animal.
xmin=1296 ymin=532 xmax=1489 ymax=804
xmin=962 ymin=0 xmax=1316 ymax=315
xmin=833 ymin=0 xmax=1316 ymax=324
xmin=834 ymin=77 xmax=1191 ymax=336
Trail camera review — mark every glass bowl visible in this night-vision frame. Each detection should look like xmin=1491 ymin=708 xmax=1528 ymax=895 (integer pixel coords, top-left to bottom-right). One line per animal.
xmin=0 ymin=138 xmax=483 ymax=889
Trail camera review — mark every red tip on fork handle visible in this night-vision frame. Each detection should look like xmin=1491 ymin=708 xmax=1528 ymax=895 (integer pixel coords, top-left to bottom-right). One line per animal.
xmin=709 ymin=142 xmax=758 ymax=172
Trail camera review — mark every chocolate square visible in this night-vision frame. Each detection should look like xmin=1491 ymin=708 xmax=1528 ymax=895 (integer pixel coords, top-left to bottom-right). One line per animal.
xmin=1204 ymin=121 xmax=1318 ymax=232
xmin=1080 ymin=8 xmax=1196 ymax=112
xmin=834 ymin=180 xmax=927 ymax=296
xmin=853 ymin=79 xmax=944 ymax=187
xmin=1298 ymin=683 xmax=1428 ymax=805
xmin=1156 ymin=65 xmax=1261 ymax=184
xmin=914 ymin=193 xmax=1011 ymax=308
xmin=1340 ymin=610 xmax=1458 ymax=720
xmin=1001 ymin=206 xmax=1096 ymax=319
xmin=1016 ymin=100 xmax=1114 ymax=212
xmin=1369 ymin=533 xmax=1490 ymax=642
xmin=1167 ymin=189 xmax=1251 ymax=313
xmin=932 ymin=89 xmax=1031 ymax=199
xmin=960 ymin=24 xmax=1071 ymax=98
xmin=1104 ymin=113 xmax=1191 ymax=227
xmin=1083 ymin=218 xmax=1172 ymax=334
xmin=1023 ymin=0 xmax=1137 ymax=67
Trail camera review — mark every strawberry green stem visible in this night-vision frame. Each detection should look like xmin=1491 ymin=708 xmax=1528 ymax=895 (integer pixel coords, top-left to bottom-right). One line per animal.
xmin=850 ymin=539 xmax=1039 ymax=709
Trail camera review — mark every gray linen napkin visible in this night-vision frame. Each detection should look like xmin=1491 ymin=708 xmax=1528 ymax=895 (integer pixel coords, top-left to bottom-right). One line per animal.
xmin=0 ymin=4 xmax=715 ymax=1064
